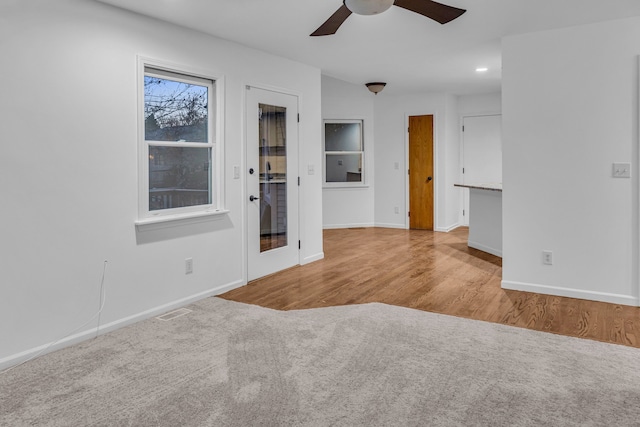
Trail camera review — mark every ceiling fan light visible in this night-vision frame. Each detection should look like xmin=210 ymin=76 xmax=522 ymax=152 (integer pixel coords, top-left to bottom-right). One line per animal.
xmin=344 ymin=0 xmax=394 ymax=15
xmin=366 ymin=82 xmax=386 ymax=94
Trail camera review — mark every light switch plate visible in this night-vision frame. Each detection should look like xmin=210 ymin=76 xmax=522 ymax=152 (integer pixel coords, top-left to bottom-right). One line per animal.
xmin=233 ymin=166 xmax=240 ymax=179
xmin=612 ymin=163 xmax=631 ymax=178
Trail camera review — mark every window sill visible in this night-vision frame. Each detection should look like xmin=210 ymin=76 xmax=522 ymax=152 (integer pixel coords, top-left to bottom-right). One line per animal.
xmin=135 ymin=209 xmax=230 ymax=231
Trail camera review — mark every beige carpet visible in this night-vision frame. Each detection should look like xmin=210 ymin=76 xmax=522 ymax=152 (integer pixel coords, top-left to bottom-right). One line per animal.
xmin=1 ymin=297 xmax=640 ymax=426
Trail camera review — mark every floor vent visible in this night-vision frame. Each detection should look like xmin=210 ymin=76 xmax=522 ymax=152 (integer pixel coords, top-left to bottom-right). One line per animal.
xmin=156 ymin=308 xmax=192 ymax=321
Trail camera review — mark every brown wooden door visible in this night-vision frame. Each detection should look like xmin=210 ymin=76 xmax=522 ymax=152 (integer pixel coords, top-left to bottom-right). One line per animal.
xmin=409 ymin=115 xmax=434 ymax=230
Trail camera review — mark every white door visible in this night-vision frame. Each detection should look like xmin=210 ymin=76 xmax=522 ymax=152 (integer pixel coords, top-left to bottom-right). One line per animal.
xmin=246 ymin=87 xmax=299 ymax=281
xmin=462 ymin=115 xmax=502 ymax=226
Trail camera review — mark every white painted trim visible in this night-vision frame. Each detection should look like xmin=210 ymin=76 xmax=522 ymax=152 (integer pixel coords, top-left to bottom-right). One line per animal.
xmin=435 ymin=222 xmax=462 ymax=233
xmin=325 ymin=223 xmax=457 ymax=232
xmin=301 ymin=252 xmax=325 ymax=265
xmin=0 ymin=279 xmax=245 ymax=371
xmin=323 ymin=223 xmax=375 ymax=229
xmin=322 ymin=185 xmax=370 ymax=189
xmin=243 ymin=83 xmax=302 ymax=281
xmin=468 ymin=240 xmax=502 ymax=257
xmin=136 ymin=55 xmax=227 ymax=223
xmin=240 ymin=82 xmax=249 ymax=285
xmin=322 ymin=117 xmax=368 ymax=187
xmin=374 ymin=222 xmax=407 ymax=229
xmin=502 ymin=280 xmax=639 ymax=307
xmin=135 ymin=209 xmax=230 ymax=230
xmin=244 ymin=82 xmax=304 ymax=99
xmin=405 ymin=112 xmax=438 ymax=230
xmin=461 ymin=112 xmax=502 ymax=119
xmin=322 ymin=186 xmax=370 ymax=190
xmin=637 ymin=56 xmax=640 ymax=308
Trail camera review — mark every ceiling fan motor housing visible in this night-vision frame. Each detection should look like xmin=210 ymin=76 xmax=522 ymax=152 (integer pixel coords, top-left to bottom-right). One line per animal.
xmin=344 ymin=0 xmax=395 ymax=15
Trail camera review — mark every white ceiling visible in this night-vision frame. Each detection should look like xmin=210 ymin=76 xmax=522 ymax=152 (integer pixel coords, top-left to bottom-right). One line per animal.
xmin=97 ymin=0 xmax=640 ymax=95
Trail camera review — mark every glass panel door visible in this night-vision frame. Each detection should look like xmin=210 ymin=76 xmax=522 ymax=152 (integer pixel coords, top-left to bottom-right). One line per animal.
xmin=258 ymin=104 xmax=288 ymax=252
xmin=246 ymin=87 xmax=299 ymax=281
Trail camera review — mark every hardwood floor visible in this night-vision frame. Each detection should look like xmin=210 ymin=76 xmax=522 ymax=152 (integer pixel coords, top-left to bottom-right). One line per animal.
xmin=220 ymin=227 xmax=640 ymax=348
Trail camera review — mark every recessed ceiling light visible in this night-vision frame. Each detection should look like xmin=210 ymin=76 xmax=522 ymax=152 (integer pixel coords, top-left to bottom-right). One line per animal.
xmin=476 ymin=67 xmax=489 ymax=72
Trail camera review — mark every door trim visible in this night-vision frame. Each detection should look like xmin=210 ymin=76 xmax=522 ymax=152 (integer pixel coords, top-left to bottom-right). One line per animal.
xmin=243 ymin=83 xmax=302 ymax=283
xmin=404 ymin=112 xmax=438 ymax=230
xmin=459 ymin=113 xmax=502 ymax=226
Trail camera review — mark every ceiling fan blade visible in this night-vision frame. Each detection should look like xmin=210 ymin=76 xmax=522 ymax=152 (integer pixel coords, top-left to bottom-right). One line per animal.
xmin=394 ymin=0 xmax=466 ymax=24
xmin=310 ymin=4 xmax=352 ymax=36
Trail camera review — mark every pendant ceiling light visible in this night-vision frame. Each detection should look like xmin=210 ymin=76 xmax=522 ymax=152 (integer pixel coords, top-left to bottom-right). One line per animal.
xmin=344 ymin=0 xmax=394 ymax=15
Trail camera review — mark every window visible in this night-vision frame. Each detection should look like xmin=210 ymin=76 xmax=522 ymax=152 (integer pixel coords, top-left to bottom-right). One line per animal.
xmin=323 ymin=119 xmax=365 ymax=186
xmin=138 ymin=63 xmax=223 ymax=224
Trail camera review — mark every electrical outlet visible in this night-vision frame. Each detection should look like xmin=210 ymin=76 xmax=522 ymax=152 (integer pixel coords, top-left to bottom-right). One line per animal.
xmin=394 ymin=206 xmax=399 ymax=214
xmin=185 ymin=258 xmax=193 ymax=274
xmin=612 ymin=163 xmax=631 ymax=178
xmin=542 ymin=251 xmax=553 ymax=265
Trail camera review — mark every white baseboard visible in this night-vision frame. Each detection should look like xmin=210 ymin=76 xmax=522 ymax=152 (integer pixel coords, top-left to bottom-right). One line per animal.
xmin=373 ymin=222 xmax=407 ymax=229
xmin=468 ymin=240 xmax=502 ymax=257
xmin=436 ymin=223 xmax=462 ymax=233
xmin=372 ymin=223 xmax=462 ymax=232
xmin=323 ymin=223 xmax=374 ymax=230
xmin=302 ymin=252 xmax=324 ymax=265
xmin=502 ymin=280 xmax=639 ymax=307
xmin=0 ymin=279 xmax=245 ymax=371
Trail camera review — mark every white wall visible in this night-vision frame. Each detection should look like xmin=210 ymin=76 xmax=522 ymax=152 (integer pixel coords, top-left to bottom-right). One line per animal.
xmin=374 ymin=93 xmax=460 ymax=231
xmin=458 ymin=93 xmax=502 ymax=227
xmin=460 ymin=112 xmax=503 ymax=226
xmin=0 ymin=0 xmax=323 ymax=368
xmin=502 ymin=17 xmax=639 ymax=305
xmin=321 ymin=76 xmax=375 ymax=228
xmin=322 ymin=81 xmax=496 ymax=232
xmin=444 ymin=94 xmax=461 ymax=229
xmin=458 ymin=92 xmax=502 ymax=116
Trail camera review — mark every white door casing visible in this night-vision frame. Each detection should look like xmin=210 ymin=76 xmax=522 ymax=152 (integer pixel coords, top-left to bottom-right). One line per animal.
xmin=246 ymin=87 xmax=299 ymax=281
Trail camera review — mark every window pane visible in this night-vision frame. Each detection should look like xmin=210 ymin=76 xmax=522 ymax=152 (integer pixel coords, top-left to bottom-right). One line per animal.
xmin=325 ymin=153 xmax=363 ymax=182
xmin=144 ymin=75 xmax=210 ymax=142
xmin=149 ymin=146 xmax=211 ymax=210
xmin=325 ymin=122 xmax=362 ymax=151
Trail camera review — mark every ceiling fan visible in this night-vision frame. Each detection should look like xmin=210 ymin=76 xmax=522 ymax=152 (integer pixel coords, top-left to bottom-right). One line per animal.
xmin=311 ymin=0 xmax=466 ymax=36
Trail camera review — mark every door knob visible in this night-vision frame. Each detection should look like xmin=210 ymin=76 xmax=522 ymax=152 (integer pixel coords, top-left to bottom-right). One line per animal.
xmin=249 ymin=195 xmax=259 ymax=202
xmin=427 ymin=176 xmax=433 ymax=182
xmin=249 ymin=168 xmax=255 ymax=174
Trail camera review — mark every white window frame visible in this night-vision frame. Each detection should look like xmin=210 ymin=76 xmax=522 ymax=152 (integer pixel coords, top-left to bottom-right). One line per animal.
xmin=323 ymin=119 xmax=366 ymax=188
xmin=135 ymin=57 xmax=226 ymax=227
